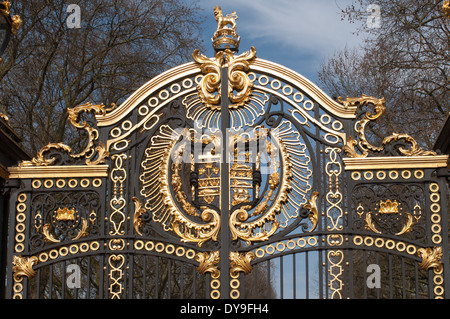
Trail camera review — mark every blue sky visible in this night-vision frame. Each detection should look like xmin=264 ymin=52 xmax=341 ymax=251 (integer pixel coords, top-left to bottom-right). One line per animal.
xmin=197 ymin=0 xmax=364 ymax=86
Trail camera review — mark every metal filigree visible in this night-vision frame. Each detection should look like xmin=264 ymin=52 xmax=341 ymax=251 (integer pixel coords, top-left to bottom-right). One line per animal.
xmin=12 ymin=255 xmax=38 ymax=281
xmin=418 ymin=247 xmax=443 ymax=272
xmin=150 ymin=128 xmax=221 ymax=247
xmin=41 ymin=207 xmax=89 ymax=243
xmin=229 ymin=138 xmax=292 ymax=245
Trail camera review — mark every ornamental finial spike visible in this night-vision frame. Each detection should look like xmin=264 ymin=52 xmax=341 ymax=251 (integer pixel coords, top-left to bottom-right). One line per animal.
xmin=212 ymin=5 xmax=240 ymax=52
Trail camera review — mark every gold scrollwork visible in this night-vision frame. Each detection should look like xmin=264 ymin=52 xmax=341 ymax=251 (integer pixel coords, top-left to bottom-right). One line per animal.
xmin=192 ymin=46 xmax=256 ymax=110
xmin=110 ymin=154 xmax=127 ymax=236
xmin=417 ymin=247 xmax=443 ymax=272
xmin=339 ymin=95 xmax=436 ymax=158
xmin=12 ymin=255 xmax=38 ymax=281
xmin=19 ymin=102 xmax=111 ymax=167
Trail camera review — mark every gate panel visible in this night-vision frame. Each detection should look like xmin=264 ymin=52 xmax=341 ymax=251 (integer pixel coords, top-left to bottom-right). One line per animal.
xmin=4 ymin=6 xmax=450 ymax=299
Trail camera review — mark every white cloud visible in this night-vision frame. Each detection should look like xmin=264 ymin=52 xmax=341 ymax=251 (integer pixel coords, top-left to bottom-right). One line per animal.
xmin=199 ymin=0 xmax=363 ymax=56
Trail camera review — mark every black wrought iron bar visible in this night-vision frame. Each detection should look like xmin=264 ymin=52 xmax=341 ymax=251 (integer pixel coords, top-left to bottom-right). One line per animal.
xmin=219 ymin=66 xmax=230 ymax=299
xmin=305 ymin=251 xmax=309 ymax=299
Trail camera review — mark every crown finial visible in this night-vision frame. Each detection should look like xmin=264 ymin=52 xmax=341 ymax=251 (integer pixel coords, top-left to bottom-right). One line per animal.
xmin=212 ymin=6 xmax=240 ymax=52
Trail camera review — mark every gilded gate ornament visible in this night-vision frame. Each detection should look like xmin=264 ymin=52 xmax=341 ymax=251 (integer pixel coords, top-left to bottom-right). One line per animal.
xmin=196 ymin=251 xmax=220 ymax=278
xmin=212 ymin=6 xmax=240 ymax=50
xmin=192 ymin=46 xmax=256 ymax=110
xmin=229 ymin=251 xmax=256 ymax=277
xmin=340 ymin=95 xmax=436 ymax=158
xmin=418 ymin=247 xmax=443 ymax=272
xmin=12 ymin=255 xmax=38 ymax=281
xmin=19 ymin=102 xmax=112 ymax=167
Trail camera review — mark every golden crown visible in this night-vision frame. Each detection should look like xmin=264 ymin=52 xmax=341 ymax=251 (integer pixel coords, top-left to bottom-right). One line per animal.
xmin=378 ymin=200 xmax=399 ymax=214
xmin=55 ymin=207 xmax=76 ymax=221
xmin=212 ymin=6 xmax=240 ymax=51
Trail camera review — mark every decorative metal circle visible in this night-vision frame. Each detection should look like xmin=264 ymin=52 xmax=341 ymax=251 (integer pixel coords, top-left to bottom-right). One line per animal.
xmin=148 ymin=97 xmax=158 ymax=107
xmin=376 ymin=171 xmax=386 ymax=180
xmin=135 ymin=240 xmax=144 ymax=250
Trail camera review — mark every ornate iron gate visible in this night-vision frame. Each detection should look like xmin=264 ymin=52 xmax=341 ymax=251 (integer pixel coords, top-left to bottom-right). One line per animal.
xmin=5 ymin=7 xmax=450 ymax=299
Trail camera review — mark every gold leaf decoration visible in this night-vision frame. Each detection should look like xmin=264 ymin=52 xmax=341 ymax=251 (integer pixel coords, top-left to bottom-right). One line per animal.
xmin=417 ymin=247 xmax=443 ymax=272
xmin=229 ymin=251 xmax=255 ymax=277
xmin=12 ymin=255 xmax=38 ymax=281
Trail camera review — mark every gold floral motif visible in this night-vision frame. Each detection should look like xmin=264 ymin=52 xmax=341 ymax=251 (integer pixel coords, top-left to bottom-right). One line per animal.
xmin=364 ymin=212 xmax=381 ymax=234
xmin=382 ymin=133 xmax=436 ymax=156
xmin=12 ymin=255 xmax=38 ymax=281
xmin=339 ymin=95 xmax=386 ymax=153
xmin=196 ymin=251 xmax=220 ymax=278
xmin=343 ymin=136 xmax=368 ymax=158
xmin=417 ymin=247 xmax=443 ymax=272
xmin=229 ymin=251 xmax=255 ymax=277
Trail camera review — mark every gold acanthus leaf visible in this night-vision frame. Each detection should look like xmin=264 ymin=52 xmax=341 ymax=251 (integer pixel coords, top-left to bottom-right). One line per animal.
xmin=229 ymin=251 xmax=255 ymax=277
xmin=196 ymin=251 xmax=220 ymax=278
xmin=417 ymin=247 xmax=443 ymax=272
xmin=12 ymin=255 xmax=38 ymax=281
